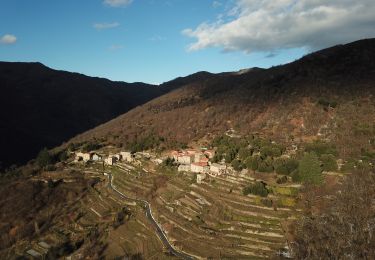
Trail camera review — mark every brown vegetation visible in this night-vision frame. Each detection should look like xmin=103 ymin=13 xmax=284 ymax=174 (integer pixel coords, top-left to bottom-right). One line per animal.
xmin=0 ymin=62 xmax=204 ymax=169
xmin=291 ymin=170 xmax=375 ymax=259
xmin=70 ymin=39 xmax=375 ymax=160
xmin=0 ymin=175 xmax=88 ymax=253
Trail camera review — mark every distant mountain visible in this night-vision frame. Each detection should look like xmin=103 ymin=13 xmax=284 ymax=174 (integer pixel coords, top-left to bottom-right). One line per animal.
xmin=160 ymin=71 xmax=217 ymax=88
xmin=0 ymin=62 xmax=212 ymax=169
xmin=70 ymin=39 xmax=375 ymax=159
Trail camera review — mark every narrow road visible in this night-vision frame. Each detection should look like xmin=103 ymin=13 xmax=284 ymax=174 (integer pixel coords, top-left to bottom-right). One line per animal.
xmin=107 ymin=173 xmax=195 ymax=260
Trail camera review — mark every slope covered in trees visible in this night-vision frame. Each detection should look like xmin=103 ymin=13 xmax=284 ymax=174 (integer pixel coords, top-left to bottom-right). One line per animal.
xmin=71 ymin=39 xmax=375 ymax=161
xmin=0 ymin=62 xmax=213 ymax=169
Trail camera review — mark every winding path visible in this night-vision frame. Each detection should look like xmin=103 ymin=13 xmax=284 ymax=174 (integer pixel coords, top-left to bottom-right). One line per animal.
xmin=107 ymin=173 xmax=195 ymax=260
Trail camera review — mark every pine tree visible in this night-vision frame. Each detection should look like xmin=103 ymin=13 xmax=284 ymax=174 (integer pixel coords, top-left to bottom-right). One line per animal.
xmin=36 ymin=148 xmax=53 ymax=168
xmin=298 ymin=152 xmax=323 ymax=184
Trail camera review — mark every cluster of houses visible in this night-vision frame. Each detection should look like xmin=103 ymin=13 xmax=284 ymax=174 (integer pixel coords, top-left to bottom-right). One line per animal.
xmin=171 ymin=149 xmax=227 ymax=184
xmin=75 ymin=151 xmax=135 ymax=165
xmin=74 ymin=147 xmax=229 ymax=185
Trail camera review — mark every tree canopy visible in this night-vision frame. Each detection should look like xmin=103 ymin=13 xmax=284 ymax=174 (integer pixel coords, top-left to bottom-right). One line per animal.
xmin=298 ymin=152 xmax=323 ymax=184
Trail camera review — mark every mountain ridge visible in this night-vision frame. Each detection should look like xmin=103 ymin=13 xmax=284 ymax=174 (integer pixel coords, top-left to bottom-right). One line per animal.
xmin=68 ymin=38 xmax=375 ymax=160
xmin=0 ymin=62 xmax=215 ymax=169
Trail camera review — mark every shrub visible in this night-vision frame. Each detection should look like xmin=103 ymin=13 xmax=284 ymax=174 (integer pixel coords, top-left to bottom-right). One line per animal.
xmin=291 ymin=170 xmax=301 ymax=182
xmin=224 ymin=148 xmax=237 ymax=163
xmin=59 ymin=151 xmax=68 ymax=162
xmin=45 ymin=165 xmax=57 ymax=171
xmin=341 ymin=160 xmax=356 ymax=173
xmin=257 ymin=157 xmax=274 ymax=173
xmin=305 ymin=141 xmax=337 ymax=157
xmin=275 ymin=158 xmax=299 ymax=175
xmin=128 ymin=134 xmax=163 ymax=152
xmin=212 ymin=154 xmax=222 ymax=163
xmin=238 ymin=148 xmax=251 ymax=160
xmin=318 ymin=98 xmax=337 ymax=109
xmin=260 ymin=198 xmax=273 ymax=207
xmin=275 ymin=165 xmax=289 ymax=175
xmin=276 ymin=175 xmax=288 ymax=184
xmin=36 ymin=148 xmax=53 ymax=168
xmin=82 ymin=142 xmax=102 ymax=152
xmin=163 ymin=157 xmax=175 ymax=167
xmin=320 ymin=154 xmax=337 ymax=172
xmin=67 ymin=142 xmax=83 ymax=152
xmin=243 ymin=182 xmax=269 ymax=197
xmin=285 ymin=158 xmax=299 ymax=173
xmin=260 ymin=146 xmax=274 ymax=158
xmin=231 ymin=159 xmax=243 ymax=171
xmin=245 ymin=156 xmax=261 ymax=171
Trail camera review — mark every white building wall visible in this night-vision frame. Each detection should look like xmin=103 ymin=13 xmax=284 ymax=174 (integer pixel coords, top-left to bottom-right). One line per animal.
xmin=191 ymin=164 xmax=209 ymax=173
xmin=178 ymin=155 xmax=193 ymax=165
xmin=121 ymin=152 xmax=134 ymax=162
xmin=92 ymin=154 xmax=102 ymax=161
xmin=178 ymin=164 xmax=191 ymax=172
xmin=209 ymin=163 xmax=226 ymax=175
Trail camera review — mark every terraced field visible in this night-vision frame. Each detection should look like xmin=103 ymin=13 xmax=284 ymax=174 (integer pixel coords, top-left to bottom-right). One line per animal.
xmin=51 ymin=166 xmax=168 ymax=259
xmin=110 ymin=163 xmax=301 ymax=259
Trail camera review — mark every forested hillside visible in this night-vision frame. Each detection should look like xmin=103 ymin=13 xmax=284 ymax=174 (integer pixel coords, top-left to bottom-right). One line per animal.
xmin=71 ymin=39 xmax=375 ymax=161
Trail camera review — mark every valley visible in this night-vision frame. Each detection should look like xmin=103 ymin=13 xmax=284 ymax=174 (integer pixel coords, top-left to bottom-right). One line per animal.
xmin=1 ymin=135 xmax=309 ymax=259
xmin=1 ymin=38 xmax=375 ymax=259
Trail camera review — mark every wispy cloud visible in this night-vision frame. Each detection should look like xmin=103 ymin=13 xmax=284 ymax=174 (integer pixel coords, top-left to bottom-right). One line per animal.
xmin=93 ymin=22 xmax=120 ymax=30
xmin=0 ymin=34 xmax=17 ymax=45
xmin=149 ymin=35 xmax=166 ymax=42
xmin=212 ymin=1 xmax=222 ymax=8
xmin=103 ymin=0 xmax=133 ymax=7
xmin=183 ymin=0 xmax=375 ymax=53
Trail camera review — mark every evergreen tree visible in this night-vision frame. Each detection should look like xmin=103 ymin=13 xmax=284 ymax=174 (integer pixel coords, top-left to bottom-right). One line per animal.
xmin=298 ymin=152 xmax=323 ymax=184
xmin=320 ymin=154 xmax=337 ymax=172
xmin=231 ymin=159 xmax=243 ymax=171
xmin=36 ymin=148 xmax=53 ymax=168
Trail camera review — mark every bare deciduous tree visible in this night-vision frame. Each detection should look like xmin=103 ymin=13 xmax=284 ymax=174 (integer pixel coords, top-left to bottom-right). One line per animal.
xmin=292 ymin=171 xmax=375 ymax=259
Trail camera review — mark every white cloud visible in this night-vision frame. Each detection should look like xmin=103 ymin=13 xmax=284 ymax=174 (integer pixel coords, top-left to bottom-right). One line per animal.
xmin=0 ymin=34 xmax=17 ymax=45
xmin=183 ymin=0 xmax=375 ymax=53
xmin=212 ymin=1 xmax=222 ymax=8
xmin=93 ymin=22 xmax=120 ymax=30
xmin=104 ymin=0 xmax=133 ymax=7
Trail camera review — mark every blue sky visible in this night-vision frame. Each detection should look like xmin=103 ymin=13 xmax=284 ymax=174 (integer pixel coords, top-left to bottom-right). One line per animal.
xmin=1 ymin=0 xmax=374 ymax=84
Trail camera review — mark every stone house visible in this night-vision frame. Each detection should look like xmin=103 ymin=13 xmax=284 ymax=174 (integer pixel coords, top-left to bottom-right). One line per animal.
xmin=105 ymin=156 xmax=118 ymax=165
xmin=91 ymin=153 xmax=102 ymax=161
xmin=121 ymin=151 xmax=134 ymax=162
xmin=75 ymin=152 xmax=91 ymax=162
xmin=209 ymin=163 xmax=226 ymax=176
xmin=191 ymin=162 xmax=209 ymax=173
xmin=178 ymin=164 xmax=191 ymax=172
xmin=177 ymin=154 xmax=194 ymax=165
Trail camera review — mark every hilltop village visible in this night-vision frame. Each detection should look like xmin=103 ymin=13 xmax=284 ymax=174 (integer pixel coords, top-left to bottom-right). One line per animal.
xmin=74 ymin=148 xmax=228 ymax=185
xmin=5 ymin=131 xmax=362 ymax=259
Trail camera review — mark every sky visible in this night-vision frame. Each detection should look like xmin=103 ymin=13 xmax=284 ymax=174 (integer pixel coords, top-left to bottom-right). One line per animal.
xmin=1 ymin=0 xmax=375 ymax=84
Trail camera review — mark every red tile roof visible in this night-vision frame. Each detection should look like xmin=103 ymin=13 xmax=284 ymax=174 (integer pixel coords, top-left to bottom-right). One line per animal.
xmin=192 ymin=162 xmax=208 ymax=167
